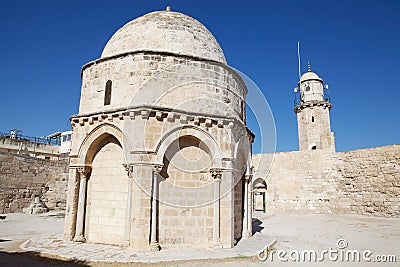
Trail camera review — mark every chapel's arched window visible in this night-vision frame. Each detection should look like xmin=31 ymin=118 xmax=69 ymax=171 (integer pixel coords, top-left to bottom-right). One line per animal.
xmin=311 ymin=145 xmax=317 ymax=150
xmin=104 ymin=80 xmax=112 ymax=106
xmin=311 ymin=116 xmax=315 ymax=123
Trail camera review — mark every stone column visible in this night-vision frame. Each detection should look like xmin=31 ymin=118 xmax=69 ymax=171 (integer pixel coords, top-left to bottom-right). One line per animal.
xmin=73 ymin=165 xmax=90 ymax=242
xmin=150 ymin=164 xmax=163 ymax=251
xmin=63 ymin=166 xmax=80 ymax=241
xmin=123 ymin=163 xmax=134 ymax=246
xmin=247 ymin=175 xmax=253 ymax=236
xmin=242 ymin=175 xmax=251 ymax=238
xmin=128 ymin=163 xmax=152 ymax=251
xmin=210 ymin=168 xmax=222 ymax=248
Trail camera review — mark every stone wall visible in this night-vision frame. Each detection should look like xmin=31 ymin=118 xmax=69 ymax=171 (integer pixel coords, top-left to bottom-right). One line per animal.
xmin=253 ymin=149 xmax=340 ymax=215
xmin=233 ymin=180 xmax=243 ymax=240
xmin=0 ymin=151 xmax=69 ymax=214
xmin=79 ymin=52 xmax=246 ymax=121
xmin=253 ymin=144 xmax=400 ymax=217
xmin=337 ymin=145 xmax=400 ymax=216
xmin=296 ymin=105 xmax=335 ymax=151
xmin=158 ymin=136 xmax=214 ymax=248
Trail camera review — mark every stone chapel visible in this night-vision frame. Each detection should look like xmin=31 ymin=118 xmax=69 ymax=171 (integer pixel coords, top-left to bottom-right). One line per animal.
xmin=63 ymin=8 xmax=255 ymax=251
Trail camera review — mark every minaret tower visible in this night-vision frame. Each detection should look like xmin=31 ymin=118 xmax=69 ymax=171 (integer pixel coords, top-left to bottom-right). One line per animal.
xmin=294 ymin=63 xmax=335 ymax=151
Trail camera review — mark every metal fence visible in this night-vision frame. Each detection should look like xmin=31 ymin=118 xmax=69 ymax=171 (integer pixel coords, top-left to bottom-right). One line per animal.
xmin=0 ymin=131 xmax=61 ymax=146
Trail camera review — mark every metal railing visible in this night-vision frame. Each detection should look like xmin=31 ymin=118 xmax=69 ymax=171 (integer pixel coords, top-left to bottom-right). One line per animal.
xmin=294 ymin=90 xmax=331 ymax=108
xmin=0 ymin=131 xmax=61 ymax=146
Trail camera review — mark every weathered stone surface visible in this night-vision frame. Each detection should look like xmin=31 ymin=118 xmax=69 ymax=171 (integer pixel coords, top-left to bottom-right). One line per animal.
xmin=64 ymin=9 xmax=252 ymax=251
xmin=0 ymin=151 xmax=68 ymax=214
xmin=295 ymin=70 xmax=335 ymax=151
xmin=253 ymin=144 xmax=400 ymax=217
xmin=337 ymin=145 xmax=400 ymax=217
xmin=101 ymin=11 xmax=226 ymax=63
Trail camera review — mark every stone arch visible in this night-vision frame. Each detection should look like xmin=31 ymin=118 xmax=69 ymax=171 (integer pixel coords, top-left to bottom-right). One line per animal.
xmin=160 ymin=135 xmax=213 ymax=178
xmin=77 ymin=123 xmax=129 ymax=165
xmin=253 ymin=178 xmax=267 ymax=190
xmin=154 ymin=125 xmax=222 ymax=167
xmin=253 ymin=177 xmax=267 ymax=213
xmin=234 ymin=135 xmax=250 ymax=176
xmin=74 ymin=123 xmax=130 ymax=246
xmin=155 ymin=125 xmax=218 ymax=248
xmin=82 ymin=129 xmax=128 ymax=245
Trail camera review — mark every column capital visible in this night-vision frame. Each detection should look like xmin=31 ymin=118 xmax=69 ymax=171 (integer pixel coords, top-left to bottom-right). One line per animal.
xmin=123 ymin=163 xmax=134 ymax=178
xmin=75 ymin=165 xmax=91 ymax=179
xmin=210 ymin=168 xmax=222 ymax=181
xmin=153 ymin=164 xmax=164 ymax=173
xmin=246 ymin=166 xmax=255 ymax=175
xmin=245 ymin=174 xmax=253 ymax=182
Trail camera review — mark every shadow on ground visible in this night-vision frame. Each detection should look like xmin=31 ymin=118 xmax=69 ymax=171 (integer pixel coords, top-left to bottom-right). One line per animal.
xmin=0 ymin=251 xmax=88 ymax=267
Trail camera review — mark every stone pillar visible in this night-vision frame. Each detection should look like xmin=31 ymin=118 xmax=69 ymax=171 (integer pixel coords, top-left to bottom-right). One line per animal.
xmin=247 ymin=175 xmax=253 ymax=236
xmin=219 ymin=158 xmax=236 ymax=248
xmin=242 ymin=175 xmax=251 ymax=238
xmin=150 ymin=164 xmax=163 ymax=251
xmin=128 ymin=163 xmax=152 ymax=251
xmin=210 ymin=168 xmax=222 ymax=248
xmin=73 ymin=165 xmax=91 ymax=242
xmin=63 ymin=166 xmax=80 ymax=241
xmin=123 ymin=163 xmax=134 ymax=246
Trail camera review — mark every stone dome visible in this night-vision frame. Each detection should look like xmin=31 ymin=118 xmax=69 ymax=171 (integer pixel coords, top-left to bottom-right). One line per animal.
xmin=300 ymin=71 xmax=323 ymax=83
xmin=101 ymin=10 xmax=227 ymax=64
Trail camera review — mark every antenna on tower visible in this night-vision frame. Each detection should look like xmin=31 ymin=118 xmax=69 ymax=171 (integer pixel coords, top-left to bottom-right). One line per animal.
xmin=297 ymin=42 xmax=301 ymax=80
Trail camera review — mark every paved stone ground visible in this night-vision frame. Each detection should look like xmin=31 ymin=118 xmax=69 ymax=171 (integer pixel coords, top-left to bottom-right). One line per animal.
xmin=1 ymin=211 xmax=399 ymax=266
xmin=20 ymin=230 xmax=273 ymax=263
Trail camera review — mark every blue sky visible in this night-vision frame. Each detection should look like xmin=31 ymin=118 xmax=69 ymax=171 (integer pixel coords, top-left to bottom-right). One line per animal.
xmin=0 ymin=0 xmax=399 ymax=153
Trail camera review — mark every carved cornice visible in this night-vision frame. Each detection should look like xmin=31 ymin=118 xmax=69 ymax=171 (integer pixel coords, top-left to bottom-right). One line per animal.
xmin=70 ymin=106 xmax=244 ymax=130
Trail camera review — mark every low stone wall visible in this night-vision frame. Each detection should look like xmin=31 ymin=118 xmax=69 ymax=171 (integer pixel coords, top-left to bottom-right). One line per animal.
xmin=254 ymin=144 xmax=400 ymax=217
xmin=0 ymin=151 xmax=69 ymax=214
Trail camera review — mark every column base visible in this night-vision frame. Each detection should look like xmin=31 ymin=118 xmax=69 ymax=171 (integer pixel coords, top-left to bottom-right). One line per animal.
xmin=242 ymin=230 xmax=251 ymax=238
xmin=210 ymin=239 xmax=223 ymax=249
xmin=149 ymin=241 xmax=161 ymax=251
xmin=122 ymin=240 xmax=130 ymax=247
xmin=72 ymin=235 xmax=86 ymax=243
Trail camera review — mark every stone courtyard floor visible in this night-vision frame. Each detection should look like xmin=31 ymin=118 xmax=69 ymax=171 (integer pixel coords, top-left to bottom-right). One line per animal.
xmin=0 ymin=211 xmax=399 ymax=266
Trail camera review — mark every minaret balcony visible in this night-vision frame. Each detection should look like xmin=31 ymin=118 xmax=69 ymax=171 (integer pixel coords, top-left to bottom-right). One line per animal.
xmin=294 ymin=99 xmax=332 ymax=113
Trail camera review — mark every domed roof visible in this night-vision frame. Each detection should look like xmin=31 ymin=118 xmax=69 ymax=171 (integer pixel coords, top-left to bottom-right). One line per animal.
xmin=300 ymin=71 xmax=323 ymax=83
xmin=101 ymin=10 xmax=227 ymax=64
